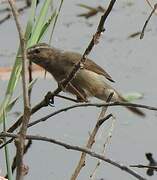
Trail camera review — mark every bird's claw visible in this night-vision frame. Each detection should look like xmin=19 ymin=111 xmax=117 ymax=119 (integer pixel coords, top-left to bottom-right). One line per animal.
xmin=45 ymin=91 xmax=55 ymax=107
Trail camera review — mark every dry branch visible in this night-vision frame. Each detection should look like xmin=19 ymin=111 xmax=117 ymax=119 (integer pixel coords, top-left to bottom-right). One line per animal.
xmin=0 ymin=132 xmax=147 ymax=180
xmin=140 ymin=3 xmax=157 ymax=39
xmin=71 ymin=93 xmax=113 ymax=180
xmin=1 ymin=100 xmax=157 ymax=149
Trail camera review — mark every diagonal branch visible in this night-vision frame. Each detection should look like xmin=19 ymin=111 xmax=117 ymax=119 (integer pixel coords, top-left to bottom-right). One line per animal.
xmin=27 ymin=101 xmax=157 ymax=129
xmin=0 ymin=132 xmax=147 ymax=180
xmin=71 ymin=93 xmax=114 ymax=180
xmin=1 ymin=99 xmax=157 ymax=150
xmin=1 ymin=100 xmax=157 ymax=149
xmin=140 ymin=3 xmax=157 ymax=39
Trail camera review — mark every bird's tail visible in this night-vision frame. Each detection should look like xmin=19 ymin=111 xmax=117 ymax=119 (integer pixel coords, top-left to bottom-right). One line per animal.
xmin=118 ymin=95 xmax=145 ymax=117
xmin=95 ymin=87 xmax=145 ymax=117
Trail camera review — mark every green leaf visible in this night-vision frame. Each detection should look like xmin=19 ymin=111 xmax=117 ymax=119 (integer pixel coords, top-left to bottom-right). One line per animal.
xmin=3 ymin=111 xmax=13 ymax=180
xmin=123 ymin=92 xmax=144 ymax=102
xmin=6 ymin=97 xmax=19 ymax=113
xmin=7 ymin=79 xmax=37 ymax=112
xmin=0 ymin=0 xmax=55 ymax=123
xmin=38 ymin=10 xmax=56 ymax=41
xmin=0 ymin=79 xmax=37 ymax=122
xmin=28 ymin=0 xmax=53 ymax=46
xmin=0 ymin=0 xmax=37 ymax=123
xmin=25 ymin=0 xmax=38 ymax=41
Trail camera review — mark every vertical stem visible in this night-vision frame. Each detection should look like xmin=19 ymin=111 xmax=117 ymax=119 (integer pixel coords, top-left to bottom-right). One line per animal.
xmin=49 ymin=0 xmax=64 ymax=44
xmin=3 ymin=111 xmax=13 ymax=180
xmin=8 ymin=1 xmax=30 ymax=180
xmin=71 ymin=94 xmax=113 ymax=180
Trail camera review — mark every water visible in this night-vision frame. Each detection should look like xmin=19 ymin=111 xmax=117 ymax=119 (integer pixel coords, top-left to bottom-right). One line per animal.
xmin=0 ymin=0 xmax=157 ymax=179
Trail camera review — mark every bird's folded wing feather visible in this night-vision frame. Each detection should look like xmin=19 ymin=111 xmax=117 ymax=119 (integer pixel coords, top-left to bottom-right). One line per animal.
xmin=62 ymin=51 xmax=115 ymax=83
xmin=84 ymin=59 xmax=115 ymax=82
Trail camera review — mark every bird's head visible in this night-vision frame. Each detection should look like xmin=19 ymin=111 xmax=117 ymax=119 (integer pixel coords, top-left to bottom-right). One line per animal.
xmin=27 ymin=43 xmax=58 ymax=68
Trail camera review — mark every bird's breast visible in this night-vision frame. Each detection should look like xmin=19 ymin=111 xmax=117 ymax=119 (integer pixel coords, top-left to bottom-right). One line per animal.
xmin=74 ymin=69 xmax=108 ymax=95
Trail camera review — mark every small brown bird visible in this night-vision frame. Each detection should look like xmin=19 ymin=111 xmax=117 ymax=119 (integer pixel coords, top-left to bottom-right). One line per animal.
xmin=27 ymin=43 xmax=145 ymax=116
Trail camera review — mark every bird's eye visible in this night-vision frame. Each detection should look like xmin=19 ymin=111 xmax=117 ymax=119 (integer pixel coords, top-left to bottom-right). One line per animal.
xmin=34 ymin=49 xmax=40 ymax=54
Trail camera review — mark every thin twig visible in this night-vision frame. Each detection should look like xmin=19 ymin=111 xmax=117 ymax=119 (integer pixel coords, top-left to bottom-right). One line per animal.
xmin=43 ymin=0 xmax=64 ymax=78
xmin=1 ymin=100 xmax=157 ymax=149
xmin=71 ymin=93 xmax=113 ymax=180
xmin=90 ymin=115 xmax=116 ymax=179
xmin=140 ymin=3 xmax=157 ymax=39
xmin=63 ymin=0 xmax=115 ymax=85
xmin=145 ymin=0 xmax=157 ymax=15
xmin=130 ymin=164 xmax=157 ymax=170
xmin=28 ymin=101 xmax=157 ymax=129
xmin=0 ymin=132 xmax=147 ymax=180
xmin=5 ymin=140 xmax=32 ymax=178
xmin=3 ymin=100 xmax=157 ymax=135
xmin=0 ymin=14 xmax=11 ymax=24
xmin=49 ymin=0 xmax=64 ymax=44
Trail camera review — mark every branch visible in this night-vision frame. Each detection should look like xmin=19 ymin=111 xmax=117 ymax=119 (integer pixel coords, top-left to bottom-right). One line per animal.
xmin=140 ymin=3 xmax=157 ymax=39
xmin=63 ymin=0 xmax=115 ymax=84
xmin=130 ymin=164 xmax=157 ymax=170
xmin=8 ymin=1 xmax=30 ymax=180
xmin=0 ymin=132 xmax=147 ymax=180
xmin=145 ymin=0 xmax=157 ymax=15
xmin=5 ymin=140 xmax=32 ymax=178
xmin=71 ymin=93 xmax=113 ymax=180
xmin=0 ymin=14 xmax=11 ymax=24
xmin=90 ymin=115 xmax=116 ymax=179
xmin=1 ymin=100 xmax=157 ymax=149
xmin=28 ymin=101 xmax=157 ymax=128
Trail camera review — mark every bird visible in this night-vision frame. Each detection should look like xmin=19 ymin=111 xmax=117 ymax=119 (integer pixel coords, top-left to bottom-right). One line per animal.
xmin=27 ymin=43 xmax=145 ymax=116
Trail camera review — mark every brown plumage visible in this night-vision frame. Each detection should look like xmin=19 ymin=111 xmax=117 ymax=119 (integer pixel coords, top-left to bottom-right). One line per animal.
xmin=27 ymin=43 xmax=145 ymax=117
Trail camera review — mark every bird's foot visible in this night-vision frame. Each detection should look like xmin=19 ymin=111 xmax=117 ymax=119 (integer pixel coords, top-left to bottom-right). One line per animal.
xmin=45 ymin=91 xmax=55 ymax=107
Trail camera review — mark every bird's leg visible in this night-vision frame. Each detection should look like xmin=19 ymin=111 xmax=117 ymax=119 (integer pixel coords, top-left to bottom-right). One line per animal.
xmin=44 ymin=91 xmax=55 ymax=106
xmin=68 ymin=82 xmax=88 ymax=102
xmin=76 ymin=96 xmax=88 ymax=102
xmin=58 ymin=79 xmax=88 ymax=103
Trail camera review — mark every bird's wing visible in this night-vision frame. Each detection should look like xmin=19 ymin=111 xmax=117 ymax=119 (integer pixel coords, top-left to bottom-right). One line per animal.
xmin=84 ymin=59 xmax=115 ymax=82
xmin=62 ymin=51 xmax=115 ymax=83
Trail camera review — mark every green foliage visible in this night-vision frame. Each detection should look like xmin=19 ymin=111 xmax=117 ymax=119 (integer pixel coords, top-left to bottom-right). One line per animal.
xmin=0 ymin=0 xmax=56 ymax=123
xmin=124 ymin=92 xmax=144 ymax=102
xmin=3 ymin=111 xmax=13 ymax=180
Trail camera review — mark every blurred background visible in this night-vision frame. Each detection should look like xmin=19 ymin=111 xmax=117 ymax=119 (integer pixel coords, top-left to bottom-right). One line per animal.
xmin=0 ymin=0 xmax=157 ymax=179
